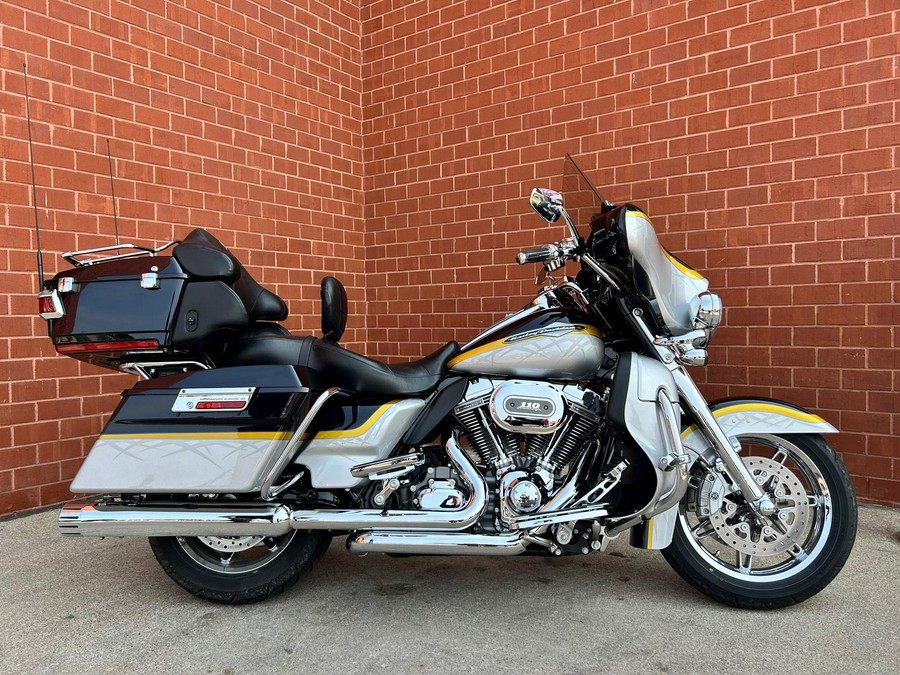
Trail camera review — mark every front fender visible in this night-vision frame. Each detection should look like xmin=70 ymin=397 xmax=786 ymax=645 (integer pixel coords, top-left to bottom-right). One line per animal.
xmin=681 ymin=398 xmax=838 ymax=453
xmin=633 ymin=398 xmax=837 ymax=551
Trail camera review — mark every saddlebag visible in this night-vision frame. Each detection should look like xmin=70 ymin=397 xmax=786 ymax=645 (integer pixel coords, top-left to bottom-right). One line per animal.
xmin=69 ymin=365 xmax=311 ymax=494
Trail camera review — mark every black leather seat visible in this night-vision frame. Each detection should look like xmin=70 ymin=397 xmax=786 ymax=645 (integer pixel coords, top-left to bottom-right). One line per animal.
xmin=230 ymin=336 xmax=459 ymax=396
xmin=228 ymin=277 xmax=459 ymax=396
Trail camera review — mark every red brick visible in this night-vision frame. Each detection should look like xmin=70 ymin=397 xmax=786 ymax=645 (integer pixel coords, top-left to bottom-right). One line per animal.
xmin=2 ymin=0 xmax=899 ymax=514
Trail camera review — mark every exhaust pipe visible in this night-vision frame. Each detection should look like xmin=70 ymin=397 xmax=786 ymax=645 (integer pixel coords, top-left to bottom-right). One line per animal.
xmin=58 ymin=431 xmax=487 ymax=537
xmin=290 ymin=431 xmax=485 ymax=531
xmin=58 ymin=500 xmax=293 ymax=537
xmin=347 ymin=531 xmax=526 ymax=556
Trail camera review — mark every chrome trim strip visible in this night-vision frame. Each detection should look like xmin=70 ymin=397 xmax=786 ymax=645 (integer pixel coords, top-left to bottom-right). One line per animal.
xmin=509 ymin=505 xmax=609 ymax=531
xmin=261 ymin=387 xmax=341 ymax=500
xmin=347 ymin=531 xmax=526 ymax=556
xmin=120 ymin=360 xmax=210 ymax=379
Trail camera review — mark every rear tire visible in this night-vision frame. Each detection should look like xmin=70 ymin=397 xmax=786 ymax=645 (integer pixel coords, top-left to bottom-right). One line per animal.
xmin=150 ymin=530 xmax=331 ymax=604
xmin=662 ymin=433 xmax=856 ymax=609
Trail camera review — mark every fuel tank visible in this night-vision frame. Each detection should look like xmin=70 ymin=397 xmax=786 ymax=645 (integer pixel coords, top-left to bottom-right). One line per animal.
xmin=448 ymin=306 xmax=605 ymax=380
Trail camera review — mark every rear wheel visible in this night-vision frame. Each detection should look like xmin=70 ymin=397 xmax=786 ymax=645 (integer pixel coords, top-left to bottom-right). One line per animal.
xmin=150 ymin=530 xmax=331 ymax=604
xmin=662 ymin=433 xmax=856 ymax=609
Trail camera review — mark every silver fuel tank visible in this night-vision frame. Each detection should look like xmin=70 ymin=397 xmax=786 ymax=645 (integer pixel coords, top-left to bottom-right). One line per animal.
xmin=448 ymin=306 xmax=605 ymax=380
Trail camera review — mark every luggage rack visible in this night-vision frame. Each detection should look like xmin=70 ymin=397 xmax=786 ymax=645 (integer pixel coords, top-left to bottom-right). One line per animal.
xmin=63 ymin=241 xmax=178 ymax=267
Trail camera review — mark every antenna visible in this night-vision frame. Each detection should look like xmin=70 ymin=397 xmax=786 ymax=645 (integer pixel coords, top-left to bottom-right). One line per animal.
xmin=23 ymin=63 xmax=45 ymax=292
xmin=106 ymin=139 xmax=121 ymax=247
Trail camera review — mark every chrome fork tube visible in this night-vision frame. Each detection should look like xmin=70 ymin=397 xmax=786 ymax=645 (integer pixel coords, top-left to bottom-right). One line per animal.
xmin=627 ymin=305 xmax=769 ymax=512
xmin=670 ymin=367 xmax=769 ymax=509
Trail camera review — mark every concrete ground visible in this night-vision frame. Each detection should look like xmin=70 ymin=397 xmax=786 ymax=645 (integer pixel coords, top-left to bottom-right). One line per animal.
xmin=0 ymin=505 xmax=897 ymax=675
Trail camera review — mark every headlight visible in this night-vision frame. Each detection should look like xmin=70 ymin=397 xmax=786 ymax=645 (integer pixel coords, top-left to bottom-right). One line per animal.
xmin=695 ymin=292 xmax=722 ymax=330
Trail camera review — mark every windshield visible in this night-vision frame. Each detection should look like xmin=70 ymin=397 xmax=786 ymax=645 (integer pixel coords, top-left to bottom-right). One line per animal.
xmin=557 ymin=154 xmax=709 ymax=336
xmin=560 ymin=154 xmax=606 ymax=238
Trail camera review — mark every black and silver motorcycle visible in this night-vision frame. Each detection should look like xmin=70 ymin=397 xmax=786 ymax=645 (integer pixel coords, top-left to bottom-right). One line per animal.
xmin=42 ymin=154 xmax=856 ymax=608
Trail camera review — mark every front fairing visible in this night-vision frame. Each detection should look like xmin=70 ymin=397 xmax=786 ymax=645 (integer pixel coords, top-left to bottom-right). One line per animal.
xmin=621 ymin=207 xmax=709 ymax=335
xmin=562 ymin=155 xmax=708 ymax=336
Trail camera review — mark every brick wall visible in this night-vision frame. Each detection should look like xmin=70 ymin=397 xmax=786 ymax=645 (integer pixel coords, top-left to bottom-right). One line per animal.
xmin=361 ymin=0 xmax=898 ymax=506
xmin=1 ymin=0 xmax=897 ymax=514
xmin=0 ymin=0 xmax=364 ymax=514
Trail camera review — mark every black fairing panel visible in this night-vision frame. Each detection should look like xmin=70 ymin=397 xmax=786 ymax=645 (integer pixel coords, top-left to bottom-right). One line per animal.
xmin=606 ymin=352 xmax=631 ymax=430
xmin=172 ymin=281 xmax=249 ymax=349
xmin=130 ymin=364 xmax=312 ymax=390
xmin=402 ymin=376 xmax=468 ymax=446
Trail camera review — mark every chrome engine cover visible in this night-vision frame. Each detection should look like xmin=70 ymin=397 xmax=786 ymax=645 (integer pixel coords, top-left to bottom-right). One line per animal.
xmin=418 ymin=479 xmax=466 ymax=510
xmin=489 ymin=380 xmax=566 ymax=435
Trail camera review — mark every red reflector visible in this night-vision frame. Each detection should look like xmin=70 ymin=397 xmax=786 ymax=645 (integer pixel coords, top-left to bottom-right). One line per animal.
xmin=196 ymin=401 xmax=246 ymax=410
xmin=57 ymin=340 xmax=160 ymax=354
xmin=38 ymin=296 xmax=56 ymax=314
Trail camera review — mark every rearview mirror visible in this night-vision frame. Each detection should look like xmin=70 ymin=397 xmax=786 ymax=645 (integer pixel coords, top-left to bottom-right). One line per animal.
xmin=529 ymin=188 xmax=563 ymax=223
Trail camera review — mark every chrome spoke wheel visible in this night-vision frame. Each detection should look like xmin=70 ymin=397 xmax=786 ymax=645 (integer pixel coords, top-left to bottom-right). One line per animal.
xmin=679 ymin=434 xmax=832 ymax=582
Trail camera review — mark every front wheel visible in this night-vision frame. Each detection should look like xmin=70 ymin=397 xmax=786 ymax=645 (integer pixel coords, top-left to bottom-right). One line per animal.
xmin=662 ymin=433 xmax=856 ymax=609
xmin=150 ymin=530 xmax=331 ymax=604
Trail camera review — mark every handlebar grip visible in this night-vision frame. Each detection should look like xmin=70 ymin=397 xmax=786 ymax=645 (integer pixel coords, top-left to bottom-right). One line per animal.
xmin=516 ymin=244 xmax=558 ymax=265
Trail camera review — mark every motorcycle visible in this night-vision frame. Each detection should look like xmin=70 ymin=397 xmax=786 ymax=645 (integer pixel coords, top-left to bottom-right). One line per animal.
xmin=41 ymin=154 xmax=856 ymax=608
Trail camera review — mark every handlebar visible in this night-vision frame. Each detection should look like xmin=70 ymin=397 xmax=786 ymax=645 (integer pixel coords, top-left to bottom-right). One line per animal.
xmin=516 ymin=244 xmax=560 ymax=265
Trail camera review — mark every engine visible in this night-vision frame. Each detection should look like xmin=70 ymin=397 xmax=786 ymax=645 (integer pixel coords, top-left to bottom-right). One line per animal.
xmin=453 ymin=378 xmax=604 ymax=525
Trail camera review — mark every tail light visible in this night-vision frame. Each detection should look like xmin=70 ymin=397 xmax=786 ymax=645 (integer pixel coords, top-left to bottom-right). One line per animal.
xmin=56 ymin=340 xmax=160 ymax=354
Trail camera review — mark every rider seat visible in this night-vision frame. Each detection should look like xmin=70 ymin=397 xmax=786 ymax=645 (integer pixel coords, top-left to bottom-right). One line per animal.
xmin=229 ymin=277 xmax=459 ymax=396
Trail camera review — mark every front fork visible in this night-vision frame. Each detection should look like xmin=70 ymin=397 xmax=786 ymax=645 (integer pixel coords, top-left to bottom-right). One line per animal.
xmin=669 ymin=367 xmax=774 ymax=514
xmin=629 ymin=309 xmax=774 ymax=516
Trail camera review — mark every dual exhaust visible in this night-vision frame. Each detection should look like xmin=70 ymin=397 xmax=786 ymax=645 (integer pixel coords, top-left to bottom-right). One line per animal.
xmin=59 ymin=432 xmax=487 ymax=539
xmin=57 ymin=432 xmax=611 ymax=557
xmin=57 ymin=432 xmax=546 ymax=557
xmin=59 ymin=431 xmax=535 ymax=555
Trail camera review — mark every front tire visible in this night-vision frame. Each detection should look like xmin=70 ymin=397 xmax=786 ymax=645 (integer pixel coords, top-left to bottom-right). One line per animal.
xmin=150 ymin=530 xmax=331 ymax=604
xmin=662 ymin=433 xmax=856 ymax=609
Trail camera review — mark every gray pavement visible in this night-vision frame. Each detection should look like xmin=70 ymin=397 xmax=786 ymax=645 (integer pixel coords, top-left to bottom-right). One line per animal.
xmin=0 ymin=505 xmax=897 ymax=675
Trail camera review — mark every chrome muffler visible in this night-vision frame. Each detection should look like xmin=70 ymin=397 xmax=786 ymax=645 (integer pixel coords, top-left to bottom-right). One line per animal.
xmin=58 ymin=500 xmax=294 ymax=537
xmin=58 ymin=432 xmax=487 ymax=537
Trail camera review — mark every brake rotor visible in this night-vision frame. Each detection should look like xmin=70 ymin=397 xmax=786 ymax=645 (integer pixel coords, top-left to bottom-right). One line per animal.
xmin=703 ymin=457 xmax=811 ymax=556
xmin=197 ymin=535 xmax=266 ymax=552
